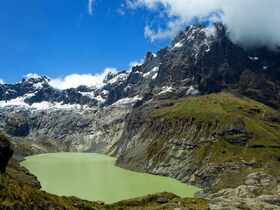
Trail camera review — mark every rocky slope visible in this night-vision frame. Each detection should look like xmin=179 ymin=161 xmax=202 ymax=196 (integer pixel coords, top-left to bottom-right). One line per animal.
xmin=0 ymin=23 xmax=280 ymax=209
xmin=0 ymin=102 xmax=131 ymax=158
xmin=115 ymin=92 xmax=280 ymax=209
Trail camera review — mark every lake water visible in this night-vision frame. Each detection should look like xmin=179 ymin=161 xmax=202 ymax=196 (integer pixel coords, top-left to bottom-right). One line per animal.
xmin=21 ymin=153 xmax=200 ymax=203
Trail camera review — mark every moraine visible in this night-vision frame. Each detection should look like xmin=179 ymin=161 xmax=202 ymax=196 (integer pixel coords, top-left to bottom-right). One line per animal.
xmin=21 ymin=153 xmax=200 ymax=203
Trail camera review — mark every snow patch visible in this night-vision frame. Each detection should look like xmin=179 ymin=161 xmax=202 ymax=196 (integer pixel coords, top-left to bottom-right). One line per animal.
xmin=79 ymin=91 xmax=96 ymax=99
xmin=25 ymin=73 xmax=42 ymax=80
xmin=79 ymin=91 xmax=106 ymax=103
xmin=249 ymin=56 xmax=259 ymax=61
xmin=31 ymin=102 xmax=84 ymax=110
xmin=0 ymin=93 xmax=89 ymax=110
xmin=158 ymin=86 xmax=174 ymax=95
xmin=0 ymin=96 xmax=28 ymax=108
xmin=0 ymin=93 xmax=34 ymax=108
xmin=186 ymin=86 xmax=200 ymax=96
xmin=107 ymin=73 xmax=128 ymax=85
xmin=0 ymin=100 xmax=86 ymax=111
xmin=143 ymin=66 xmax=159 ymax=79
xmin=135 ymin=70 xmax=144 ymax=75
xmin=172 ymin=40 xmax=184 ymax=49
xmin=113 ymin=95 xmax=142 ymax=106
xmin=152 ymin=72 xmax=158 ymax=80
xmin=101 ymin=90 xmax=109 ymax=95
xmin=33 ymin=82 xmax=43 ymax=90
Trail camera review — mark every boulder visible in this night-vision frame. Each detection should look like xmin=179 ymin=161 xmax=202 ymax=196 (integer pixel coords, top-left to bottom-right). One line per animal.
xmin=0 ymin=134 xmax=13 ymax=173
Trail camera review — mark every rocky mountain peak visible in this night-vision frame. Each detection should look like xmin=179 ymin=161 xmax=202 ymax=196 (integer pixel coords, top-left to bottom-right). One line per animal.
xmin=103 ymin=71 xmax=117 ymax=83
xmin=0 ymin=23 xmax=279 ymax=110
xmin=20 ymin=74 xmax=49 ymax=89
xmin=171 ymin=23 xmax=222 ymax=48
xmin=22 ymin=74 xmax=49 ymax=83
xmin=144 ymin=52 xmax=155 ymax=64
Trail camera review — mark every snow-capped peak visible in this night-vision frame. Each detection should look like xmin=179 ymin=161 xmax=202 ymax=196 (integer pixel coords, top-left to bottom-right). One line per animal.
xmin=25 ymin=73 xmax=42 ymax=80
xmin=23 ymin=74 xmax=49 ymax=85
xmin=106 ymin=72 xmax=128 ymax=85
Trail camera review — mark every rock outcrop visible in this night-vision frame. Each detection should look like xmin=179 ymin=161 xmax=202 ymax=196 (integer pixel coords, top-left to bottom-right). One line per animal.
xmin=209 ymin=172 xmax=280 ymax=209
xmin=0 ymin=134 xmax=13 ymax=173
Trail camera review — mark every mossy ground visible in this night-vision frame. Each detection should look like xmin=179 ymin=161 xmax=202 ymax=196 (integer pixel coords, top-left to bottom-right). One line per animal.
xmin=106 ymin=192 xmax=209 ymax=210
xmin=149 ymin=92 xmax=280 ymax=191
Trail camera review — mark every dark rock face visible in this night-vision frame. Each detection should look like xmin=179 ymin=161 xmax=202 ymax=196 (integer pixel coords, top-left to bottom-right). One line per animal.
xmin=154 ymin=24 xmax=246 ymax=88
xmin=5 ymin=112 xmax=30 ymax=137
xmin=217 ymin=119 xmax=253 ymax=145
xmin=238 ymin=69 xmax=280 ymax=109
xmin=0 ymin=134 xmax=13 ymax=173
xmin=150 ymin=24 xmax=280 ymax=109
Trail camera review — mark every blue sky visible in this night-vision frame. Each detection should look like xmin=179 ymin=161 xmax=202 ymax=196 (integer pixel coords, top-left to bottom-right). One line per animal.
xmin=1 ymin=1 xmax=276 ymax=84
xmin=0 ymin=0 xmax=168 ymax=83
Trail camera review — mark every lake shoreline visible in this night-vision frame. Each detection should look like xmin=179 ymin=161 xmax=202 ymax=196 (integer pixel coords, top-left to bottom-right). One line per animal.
xmin=21 ymin=152 xmax=201 ymax=204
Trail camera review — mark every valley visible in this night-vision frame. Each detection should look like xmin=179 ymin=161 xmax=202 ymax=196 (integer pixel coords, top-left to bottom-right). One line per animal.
xmin=0 ymin=23 xmax=280 ymax=209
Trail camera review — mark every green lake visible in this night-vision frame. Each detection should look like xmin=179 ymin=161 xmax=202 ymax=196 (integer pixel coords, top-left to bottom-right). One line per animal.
xmin=21 ymin=153 xmax=200 ymax=203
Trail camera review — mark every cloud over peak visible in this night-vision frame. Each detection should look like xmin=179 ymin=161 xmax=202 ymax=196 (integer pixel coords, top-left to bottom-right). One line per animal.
xmin=127 ymin=0 xmax=280 ymax=49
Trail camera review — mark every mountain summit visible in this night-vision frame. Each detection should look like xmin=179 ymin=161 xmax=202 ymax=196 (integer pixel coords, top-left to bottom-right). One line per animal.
xmin=1 ymin=23 xmax=280 ymax=110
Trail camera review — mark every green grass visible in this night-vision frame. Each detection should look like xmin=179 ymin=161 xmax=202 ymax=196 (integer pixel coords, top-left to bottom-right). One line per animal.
xmin=152 ymin=92 xmax=280 ymax=146
xmin=148 ymin=92 xmax=280 ymax=190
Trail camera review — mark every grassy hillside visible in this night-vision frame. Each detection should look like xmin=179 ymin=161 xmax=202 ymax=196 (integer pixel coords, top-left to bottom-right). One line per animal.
xmin=117 ymin=92 xmax=280 ymax=193
xmin=153 ymin=93 xmax=280 ymax=162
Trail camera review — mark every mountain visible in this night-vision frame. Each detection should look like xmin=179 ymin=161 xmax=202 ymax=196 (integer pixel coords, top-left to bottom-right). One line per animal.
xmin=1 ymin=23 xmax=280 ymax=209
xmin=1 ymin=24 xmax=279 ymax=112
xmin=1 ymin=23 xmax=280 ymax=111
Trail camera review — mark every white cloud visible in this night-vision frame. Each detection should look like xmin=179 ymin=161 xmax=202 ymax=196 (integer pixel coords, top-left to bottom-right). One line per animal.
xmin=88 ymin=0 xmax=94 ymax=16
xmin=24 ymin=73 xmax=42 ymax=80
xmin=126 ymin=0 xmax=280 ymax=48
xmin=49 ymin=68 xmax=117 ymax=90
xmin=144 ymin=19 xmax=185 ymax=42
xmin=0 ymin=79 xmax=4 ymax=84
